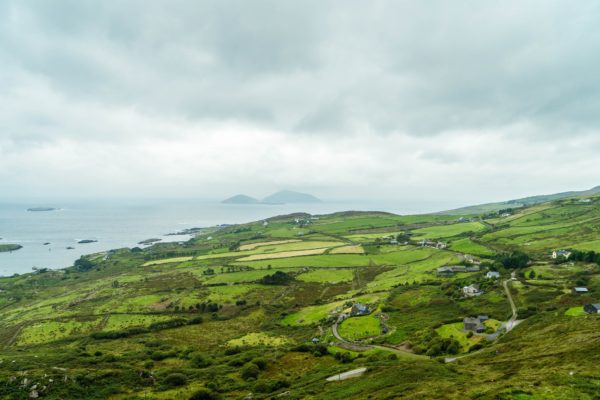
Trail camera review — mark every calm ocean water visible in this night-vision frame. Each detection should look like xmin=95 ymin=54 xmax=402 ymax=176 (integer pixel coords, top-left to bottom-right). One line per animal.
xmin=0 ymin=199 xmax=462 ymax=276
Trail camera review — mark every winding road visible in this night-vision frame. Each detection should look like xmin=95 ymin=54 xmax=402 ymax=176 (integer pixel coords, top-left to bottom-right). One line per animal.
xmin=332 ymin=314 xmax=426 ymax=359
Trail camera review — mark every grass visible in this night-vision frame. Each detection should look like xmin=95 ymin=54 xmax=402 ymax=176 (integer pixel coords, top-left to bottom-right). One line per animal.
xmin=297 ymin=268 xmax=355 ymax=283
xmin=143 ymin=256 xmax=193 ymax=266
xmin=337 ymin=314 xmax=382 ymax=340
xmin=329 ymin=245 xmax=365 ymax=254
xmin=448 ymin=238 xmax=494 ymax=257
xmin=565 ymin=306 xmax=587 ymax=316
xmin=435 ymin=322 xmax=481 ymax=352
xmin=227 ymin=332 xmax=292 ymax=347
xmin=239 ymin=239 xmax=300 ymax=251
xmin=17 ymin=318 xmax=100 ymax=345
xmin=411 ymin=222 xmax=487 ymax=239
xmin=236 ymin=247 xmax=330 ymax=261
xmin=0 ymin=200 xmax=599 ymax=399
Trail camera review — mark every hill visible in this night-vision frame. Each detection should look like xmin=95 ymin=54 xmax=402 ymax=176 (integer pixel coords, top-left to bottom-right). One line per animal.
xmin=262 ymin=190 xmax=321 ymax=204
xmin=221 ymin=194 xmax=260 ymax=204
xmin=441 ymin=185 xmax=600 ymax=215
xmin=0 ymin=194 xmax=598 ymax=399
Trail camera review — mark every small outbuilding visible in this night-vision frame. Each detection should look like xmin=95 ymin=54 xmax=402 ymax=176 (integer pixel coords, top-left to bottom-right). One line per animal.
xmin=463 ymin=317 xmax=486 ymax=333
xmin=583 ymin=304 xmax=600 ymax=314
xmin=572 ymin=287 xmax=589 ymax=295
xmin=351 ymin=303 xmax=370 ymax=316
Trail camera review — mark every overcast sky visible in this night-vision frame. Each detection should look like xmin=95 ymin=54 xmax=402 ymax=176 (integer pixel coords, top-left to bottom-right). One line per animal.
xmin=1 ymin=1 xmax=600 ymax=204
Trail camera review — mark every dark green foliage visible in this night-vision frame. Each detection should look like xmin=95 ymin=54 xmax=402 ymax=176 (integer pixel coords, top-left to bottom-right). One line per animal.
xmin=163 ymin=373 xmax=187 ymax=387
xmin=74 ymin=256 xmax=96 ymax=272
xmin=240 ymin=363 xmax=260 ymax=380
xmin=570 ymin=250 xmax=600 ymax=265
xmin=189 ymin=389 xmax=219 ymax=400
xmin=260 ymin=271 xmax=292 ymax=285
xmin=191 ymin=354 xmax=212 ymax=368
xmin=496 ymin=251 xmax=530 ymax=269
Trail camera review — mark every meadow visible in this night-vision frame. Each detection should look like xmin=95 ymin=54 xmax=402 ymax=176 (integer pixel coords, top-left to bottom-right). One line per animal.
xmin=0 ymin=198 xmax=598 ymax=399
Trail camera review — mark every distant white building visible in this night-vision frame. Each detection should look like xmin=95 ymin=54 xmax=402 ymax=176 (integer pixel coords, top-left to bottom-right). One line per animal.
xmin=463 ymin=284 xmax=483 ymax=297
xmin=486 ymin=271 xmax=501 ymax=279
xmin=579 ymin=199 xmax=592 ymax=203
xmin=552 ymin=250 xmax=572 ymax=259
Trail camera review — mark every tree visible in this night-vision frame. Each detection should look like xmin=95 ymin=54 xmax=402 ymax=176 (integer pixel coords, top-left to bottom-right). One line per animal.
xmin=260 ymin=271 xmax=292 ymax=285
xmin=528 ymin=270 xmax=536 ymax=279
xmin=74 ymin=257 xmax=95 ymax=272
xmin=496 ymin=251 xmax=530 ymax=269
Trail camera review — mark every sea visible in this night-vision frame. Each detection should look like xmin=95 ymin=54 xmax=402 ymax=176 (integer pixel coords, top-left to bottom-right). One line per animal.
xmin=0 ymin=198 xmax=463 ymax=276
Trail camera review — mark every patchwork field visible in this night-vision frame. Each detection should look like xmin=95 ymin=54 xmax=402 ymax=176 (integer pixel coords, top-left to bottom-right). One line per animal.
xmin=0 ymin=199 xmax=598 ymax=399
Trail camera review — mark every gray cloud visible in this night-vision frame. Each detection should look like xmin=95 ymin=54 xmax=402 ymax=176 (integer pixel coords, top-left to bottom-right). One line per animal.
xmin=1 ymin=1 xmax=600 ymax=202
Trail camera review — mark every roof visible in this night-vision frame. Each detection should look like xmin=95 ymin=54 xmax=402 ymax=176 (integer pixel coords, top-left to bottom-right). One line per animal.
xmin=574 ymin=287 xmax=589 ymax=292
xmin=587 ymin=303 xmax=600 ymax=309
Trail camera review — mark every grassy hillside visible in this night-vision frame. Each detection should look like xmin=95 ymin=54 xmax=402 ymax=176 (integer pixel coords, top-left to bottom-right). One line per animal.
xmin=0 ymin=198 xmax=598 ymax=399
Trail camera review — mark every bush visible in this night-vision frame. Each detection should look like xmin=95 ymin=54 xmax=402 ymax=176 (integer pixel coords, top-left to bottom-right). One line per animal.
xmin=191 ymin=354 xmax=212 ymax=368
xmin=224 ymin=347 xmax=241 ymax=356
xmin=254 ymin=379 xmax=290 ymax=393
xmin=252 ymin=358 xmax=267 ymax=370
xmin=240 ymin=363 xmax=260 ymax=380
xmin=189 ymin=389 xmax=219 ymax=400
xmin=163 ymin=373 xmax=187 ymax=387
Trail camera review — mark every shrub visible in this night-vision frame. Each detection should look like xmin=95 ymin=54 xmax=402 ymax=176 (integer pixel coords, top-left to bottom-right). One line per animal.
xmin=224 ymin=347 xmax=241 ymax=356
xmin=163 ymin=373 xmax=187 ymax=387
xmin=189 ymin=389 xmax=219 ymax=400
xmin=240 ymin=363 xmax=260 ymax=380
xmin=191 ymin=354 xmax=212 ymax=368
xmin=252 ymin=358 xmax=267 ymax=370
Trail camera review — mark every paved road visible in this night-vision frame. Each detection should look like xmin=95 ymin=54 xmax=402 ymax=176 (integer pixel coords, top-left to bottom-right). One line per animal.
xmin=446 ymin=275 xmax=520 ymax=363
xmin=503 ymin=275 xmax=519 ymax=332
xmin=326 ymin=367 xmax=367 ymax=382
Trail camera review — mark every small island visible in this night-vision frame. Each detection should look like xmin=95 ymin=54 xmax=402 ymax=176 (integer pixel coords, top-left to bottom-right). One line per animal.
xmin=27 ymin=207 xmax=57 ymax=212
xmin=78 ymin=239 xmax=98 ymax=244
xmin=0 ymin=244 xmax=23 ymax=253
xmin=221 ymin=194 xmax=260 ymax=204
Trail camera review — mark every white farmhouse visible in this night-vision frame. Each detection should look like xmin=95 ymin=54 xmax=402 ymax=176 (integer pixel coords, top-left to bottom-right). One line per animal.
xmin=552 ymin=250 xmax=572 ymax=259
xmin=463 ymin=284 xmax=483 ymax=297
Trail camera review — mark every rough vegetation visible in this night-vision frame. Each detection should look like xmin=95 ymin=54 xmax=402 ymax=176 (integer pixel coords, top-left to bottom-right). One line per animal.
xmin=0 ymin=196 xmax=598 ymax=399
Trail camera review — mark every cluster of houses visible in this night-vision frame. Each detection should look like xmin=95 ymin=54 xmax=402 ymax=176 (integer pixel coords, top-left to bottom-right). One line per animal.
xmin=381 ymin=235 xmax=400 ymax=245
xmin=463 ymin=315 xmax=489 ymax=332
xmin=420 ymin=240 xmax=447 ymax=249
xmin=436 ymin=265 xmax=480 ymax=277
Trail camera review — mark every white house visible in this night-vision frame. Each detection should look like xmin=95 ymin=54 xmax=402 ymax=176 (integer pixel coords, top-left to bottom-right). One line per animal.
xmin=552 ymin=250 xmax=572 ymax=259
xmin=486 ymin=271 xmax=500 ymax=279
xmin=463 ymin=284 xmax=483 ymax=297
